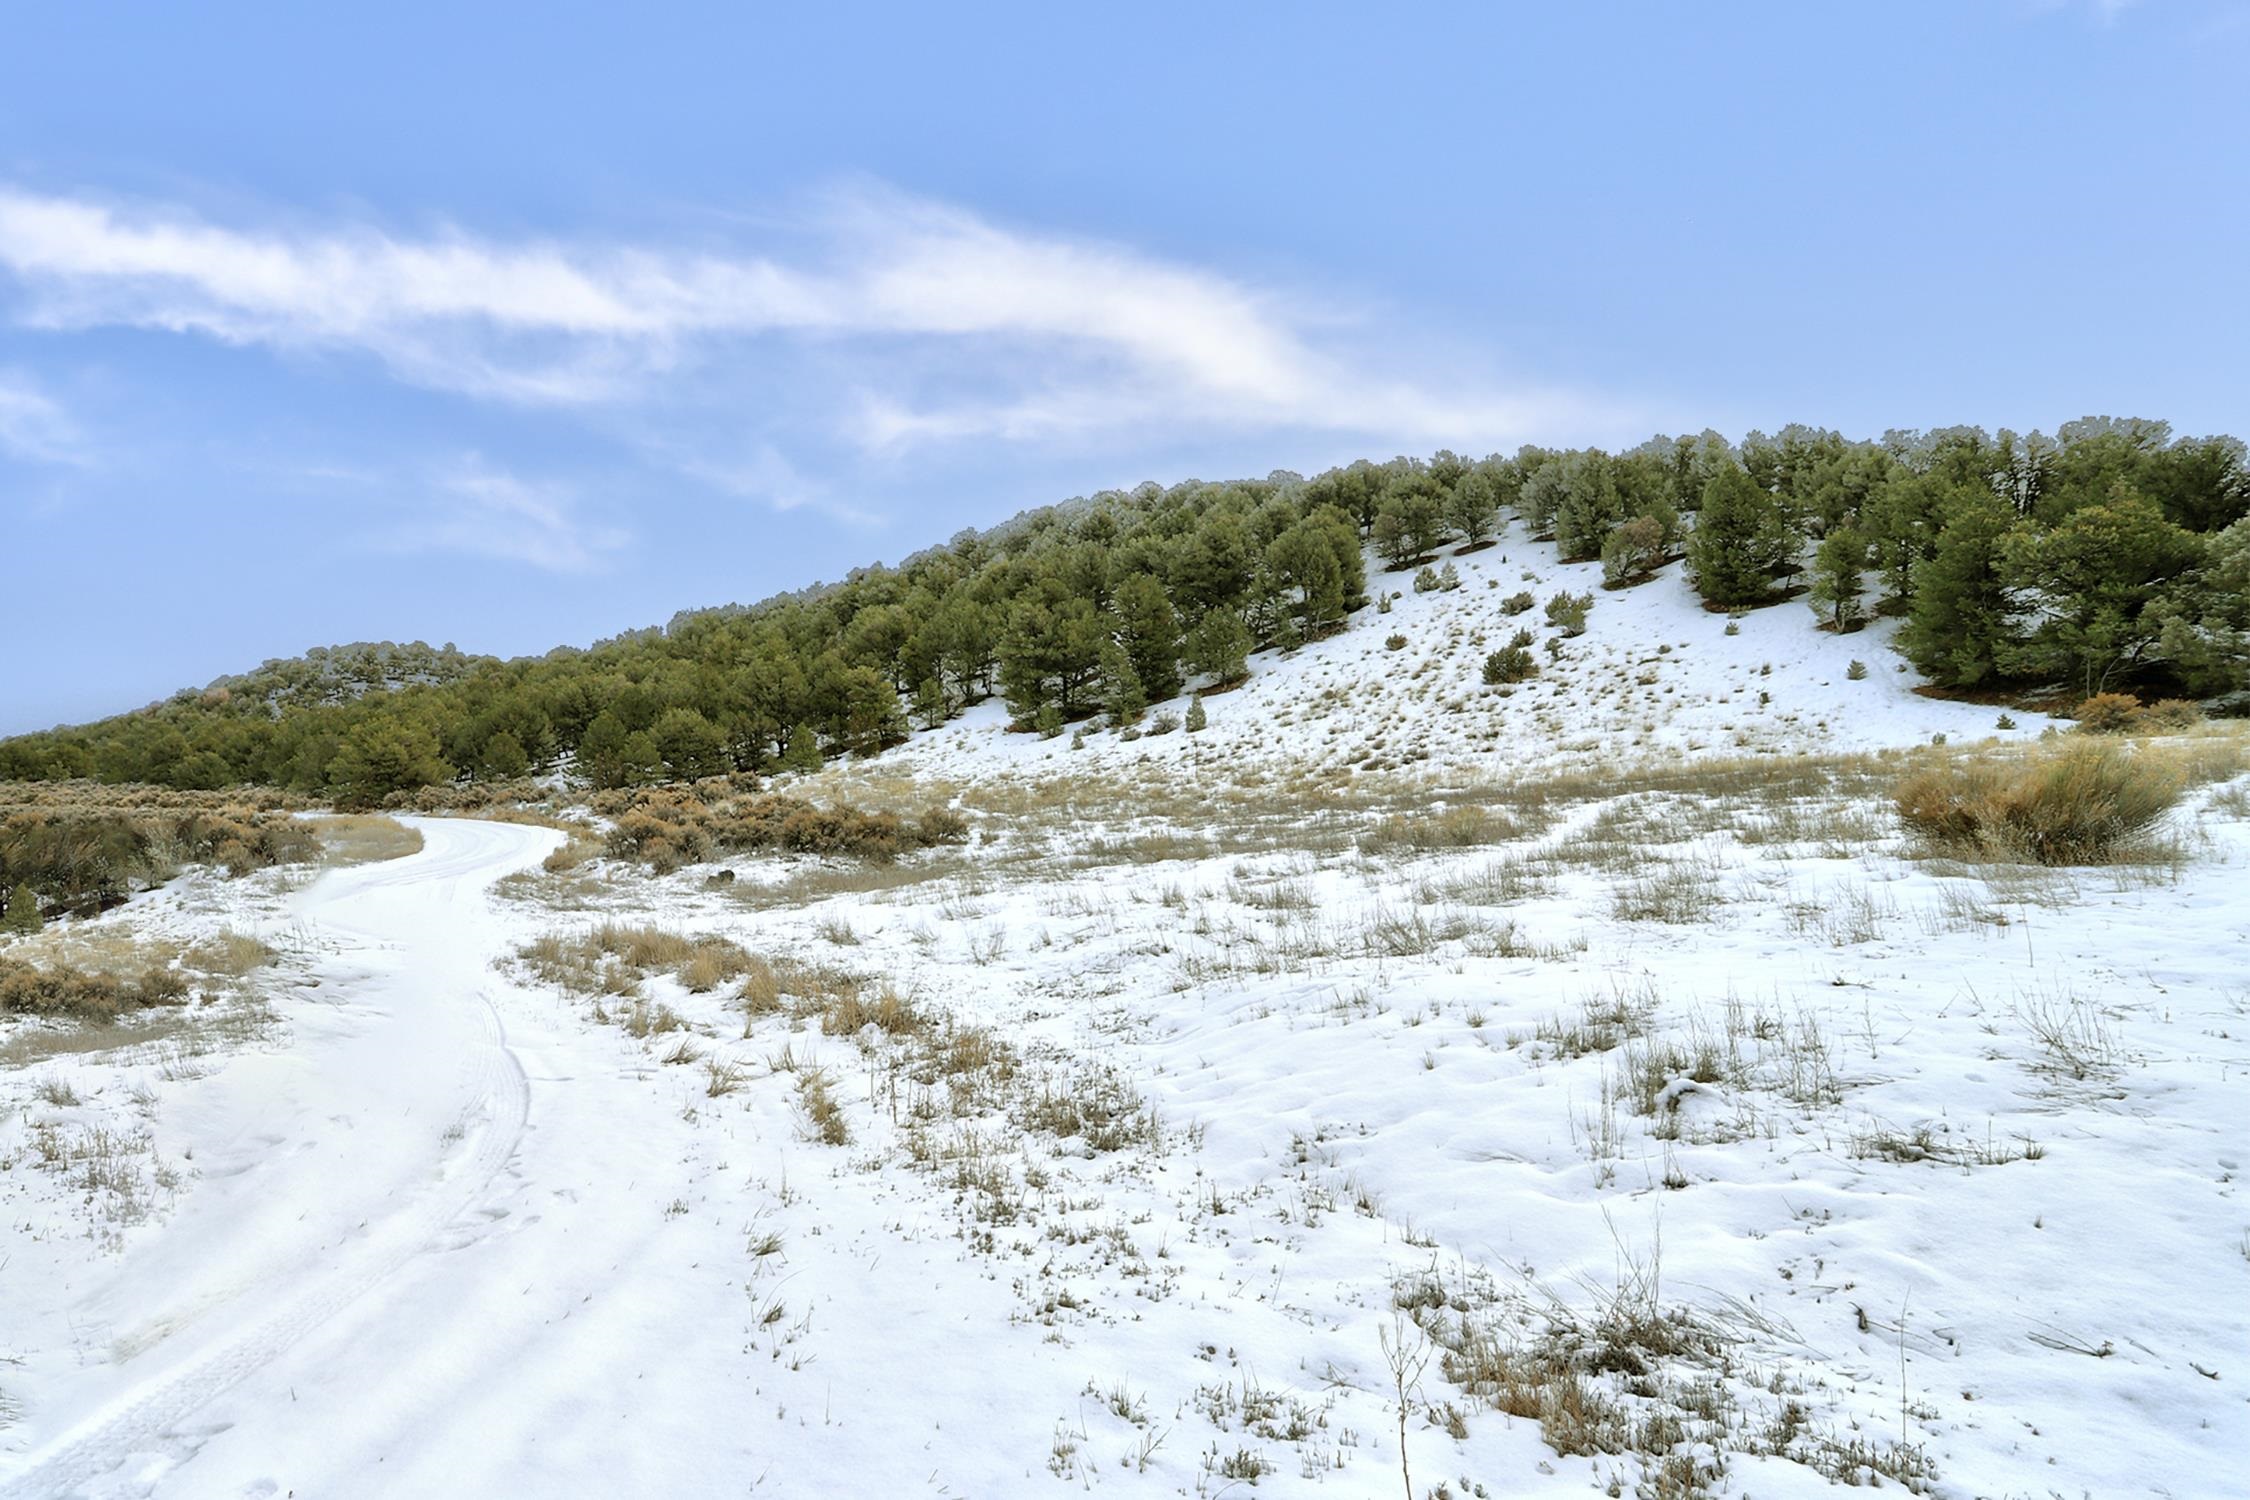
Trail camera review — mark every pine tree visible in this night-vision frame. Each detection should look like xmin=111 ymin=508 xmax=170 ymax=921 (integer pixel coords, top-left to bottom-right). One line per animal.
xmin=615 ymin=731 xmax=663 ymax=787
xmin=780 ymin=722 xmax=823 ymax=773
xmin=1898 ymin=491 xmax=2018 ymax=686
xmin=1688 ymin=465 xmax=1795 ymax=608
xmin=912 ymin=677 xmax=951 ymax=731
xmin=1098 ymin=640 xmax=1146 ymax=726
xmin=1553 ymin=453 xmax=1625 ymax=561
xmin=1370 ymin=474 xmax=1447 ymax=567
xmin=479 ymin=730 xmax=531 ymax=780
xmin=2000 ymin=485 xmax=2205 ymax=696
xmin=1267 ymin=518 xmax=1347 ymax=634
xmin=2151 ymin=516 xmax=2250 ymax=696
xmin=577 ymin=710 xmax=632 ymax=788
xmin=1189 ymin=609 xmax=1251 ymax=686
xmin=1112 ymin=573 xmax=1183 ymax=702
xmin=4 ymin=882 xmax=41 ymax=934
xmin=1806 ymin=528 xmax=1868 ymax=631
xmin=325 ymin=719 xmax=452 ymax=809
xmin=1184 ymin=696 xmax=1207 ymax=733
xmin=1444 ymin=467 xmax=1502 ymax=547
xmin=654 ymin=707 xmax=729 ymax=780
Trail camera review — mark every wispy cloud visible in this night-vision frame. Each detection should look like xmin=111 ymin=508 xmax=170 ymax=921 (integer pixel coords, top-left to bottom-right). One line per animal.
xmin=657 ymin=439 xmax=882 ymax=529
xmin=0 ymin=370 xmax=85 ymax=465
xmin=347 ymin=456 xmax=628 ymax=573
xmin=0 ymin=182 xmax=1635 ymax=456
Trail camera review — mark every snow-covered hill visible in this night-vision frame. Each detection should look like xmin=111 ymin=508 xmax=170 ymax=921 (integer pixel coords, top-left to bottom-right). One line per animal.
xmin=886 ymin=521 xmax=2049 ymax=785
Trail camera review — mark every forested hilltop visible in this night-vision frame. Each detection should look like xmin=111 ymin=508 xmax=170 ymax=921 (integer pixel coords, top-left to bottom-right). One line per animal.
xmin=4 ymin=416 xmax=2244 ymax=807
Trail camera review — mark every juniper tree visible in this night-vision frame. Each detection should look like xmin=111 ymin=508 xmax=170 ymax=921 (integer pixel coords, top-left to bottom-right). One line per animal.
xmin=1600 ymin=515 xmax=1669 ymax=588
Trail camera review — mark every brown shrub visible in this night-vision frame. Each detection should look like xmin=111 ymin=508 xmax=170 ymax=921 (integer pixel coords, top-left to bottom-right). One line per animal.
xmin=593 ymin=784 xmax=967 ymax=868
xmin=2141 ymin=698 xmax=2206 ymax=731
xmin=0 ymin=958 xmax=189 ymax=1020
xmin=0 ymin=800 xmax=317 ymax=916
xmin=382 ymin=777 xmax=549 ymax=813
xmin=2072 ymin=693 xmax=2147 ymax=734
xmin=1894 ymin=742 xmax=2185 ymax=864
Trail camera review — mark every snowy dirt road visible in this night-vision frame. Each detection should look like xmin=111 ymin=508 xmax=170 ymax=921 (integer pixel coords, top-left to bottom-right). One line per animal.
xmin=1 ymin=818 xmax=776 ymax=1499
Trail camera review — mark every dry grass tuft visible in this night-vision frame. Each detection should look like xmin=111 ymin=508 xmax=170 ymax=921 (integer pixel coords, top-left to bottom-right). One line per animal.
xmin=518 ymin=924 xmax=753 ymax=998
xmin=187 ymin=929 xmax=277 ymax=977
xmin=1360 ymin=803 xmax=1531 ymax=855
xmin=796 ymin=1068 xmax=851 ymax=1145
xmin=312 ymin=814 xmax=424 ymax=866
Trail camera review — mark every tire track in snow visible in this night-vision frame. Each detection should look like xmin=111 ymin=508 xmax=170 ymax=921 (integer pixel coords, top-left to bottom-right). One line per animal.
xmin=0 ymin=818 xmax=558 ymax=1500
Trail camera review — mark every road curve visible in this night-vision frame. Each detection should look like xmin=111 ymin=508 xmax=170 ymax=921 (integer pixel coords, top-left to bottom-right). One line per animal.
xmin=0 ymin=817 xmax=560 ymax=1500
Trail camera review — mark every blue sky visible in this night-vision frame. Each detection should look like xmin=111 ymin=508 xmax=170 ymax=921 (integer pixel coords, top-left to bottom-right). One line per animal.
xmin=3 ymin=1 xmax=2245 ymax=734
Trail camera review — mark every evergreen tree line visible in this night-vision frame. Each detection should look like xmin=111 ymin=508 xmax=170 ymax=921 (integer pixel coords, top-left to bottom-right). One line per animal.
xmin=1 ymin=415 xmax=2242 ymax=807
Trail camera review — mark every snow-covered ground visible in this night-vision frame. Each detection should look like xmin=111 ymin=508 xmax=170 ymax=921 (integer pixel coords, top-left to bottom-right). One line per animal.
xmin=3 ymin=546 xmax=2246 ymax=1499
xmin=871 ymin=528 xmax=2053 ymax=786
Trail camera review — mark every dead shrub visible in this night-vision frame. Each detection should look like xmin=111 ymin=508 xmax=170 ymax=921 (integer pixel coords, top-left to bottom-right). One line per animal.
xmin=1016 ymin=1066 xmax=1157 ymax=1152
xmin=2072 ymin=693 xmax=2145 ymax=733
xmin=0 ymin=958 xmax=190 ymax=1021
xmin=189 ymin=930 xmax=277 ymax=977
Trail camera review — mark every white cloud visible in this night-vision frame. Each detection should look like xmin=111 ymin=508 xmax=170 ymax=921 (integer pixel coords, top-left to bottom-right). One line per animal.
xmin=0 ymin=370 xmax=85 ymax=465
xmin=370 ymin=457 xmax=628 ymax=573
xmin=658 ymin=440 xmax=882 ymax=529
xmin=0 ymin=183 xmax=1636 ymax=454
